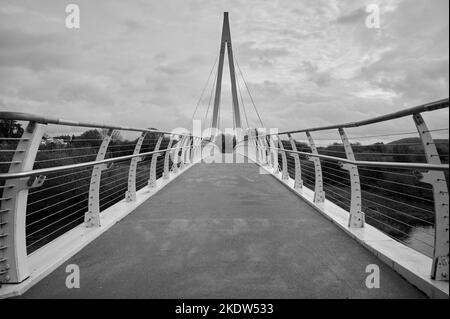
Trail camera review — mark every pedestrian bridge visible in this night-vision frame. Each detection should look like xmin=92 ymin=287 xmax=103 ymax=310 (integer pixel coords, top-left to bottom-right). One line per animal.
xmin=0 ymin=99 xmax=449 ymax=299
xmin=0 ymin=12 xmax=449 ymax=299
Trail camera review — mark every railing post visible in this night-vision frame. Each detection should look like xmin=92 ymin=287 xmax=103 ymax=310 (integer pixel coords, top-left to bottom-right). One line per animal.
xmin=250 ymin=130 xmax=257 ymax=163
xmin=197 ymin=137 xmax=204 ymax=162
xmin=190 ymin=137 xmax=196 ymax=163
xmin=259 ymin=136 xmax=267 ymax=165
xmin=254 ymin=136 xmax=260 ymax=163
xmin=172 ymin=136 xmax=184 ymax=174
xmin=413 ymin=113 xmax=449 ymax=281
xmin=194 ymin=137 xmax=200 ymax=162
xmin=163 ymin=136 xmax=174 ymax=180
xmin=306 ymin=131 xmax=325 ymax=209
xmin=248 ymin=130 xmax=255 ymax=161
xmin=247 ymin=130 xmax=255 ymax=162
xmin=193 ymin=137 xmax=198 ymax=162
xmin=85 ymin=129 xmax=116 ymax=228
xmin=288 ymin=133 xmax=303 ymax=190
xmin=148 ymin=134 xmax=164 ymax=188
xmin=125 ymin=132 xmax=147 ymax=202
xmin=277 ymin=136 xmax=289 ymax=180
xmin=268 ymin=136 xmax=279 ymax=173
xmin=338 ymin=128 xmax=364 ymax=228
xmin=179 ymin=136 xmax=189 ymax=170
xmin=0 ymin=121 xmax=45 ymax=283
xmin=185 ymin=136 xmax=192 ymax=165
xmin=254 ymin=130 xmax=261 ymax=163
xmin=265 ymin=136 xmax=272 ymax=168
xmin=191 ymin=137 xmax=196 ymax=162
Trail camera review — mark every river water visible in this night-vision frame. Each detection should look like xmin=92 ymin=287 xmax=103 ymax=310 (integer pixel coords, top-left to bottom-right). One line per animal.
xmin=405 ymin=226 xmax=434 ymax=257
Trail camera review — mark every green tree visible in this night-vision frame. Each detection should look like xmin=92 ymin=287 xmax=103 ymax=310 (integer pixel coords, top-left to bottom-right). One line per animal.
xmin=0 ymin=120 xmax=24 ymax=139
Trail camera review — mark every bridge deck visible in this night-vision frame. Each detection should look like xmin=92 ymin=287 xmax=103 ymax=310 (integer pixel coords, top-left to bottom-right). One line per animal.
xmin=21 ymin=163 xmax=425 ymax=298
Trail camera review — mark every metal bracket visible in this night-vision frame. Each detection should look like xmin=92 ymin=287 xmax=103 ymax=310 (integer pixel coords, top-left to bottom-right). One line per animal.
xmin=306 ymin=131 xmax=325 ymax=208
xmin=125 ymin=132 xmax=147 ymax=202
xmin=339 ymin=128 xmax=364 ymax=228
xmin=277 ymin=136 xmax=289 ymax=180
xmin=26 ymin=175 xmax=46 ymax=189
xmin=163 ymin=136 xmax=174 ymax=179
xmin=288 ymin=134 xmax=303 ymax=190
xmin=85 ymin=129 xmax=116 ymax=228
xmin=0 ymin=121 xmax=45 ymax=283
xmin=413 ymin=113 xmax=449 ymax=281
xmin=148 ymin=134 xmax=164 ymax=188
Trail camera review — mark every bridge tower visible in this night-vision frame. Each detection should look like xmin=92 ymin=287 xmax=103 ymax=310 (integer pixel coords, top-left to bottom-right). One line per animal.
xmin=211 ymin=12 xmax=242 ymax=134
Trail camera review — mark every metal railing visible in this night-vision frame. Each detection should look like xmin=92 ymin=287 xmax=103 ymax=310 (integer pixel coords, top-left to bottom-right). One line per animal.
xmin=247 ymin=98 xmax=449 ymax=281
xmin=0 ymin=112 xmax=203 ymax=284
xmin=0 ymin=99 xmax=448 ymax=286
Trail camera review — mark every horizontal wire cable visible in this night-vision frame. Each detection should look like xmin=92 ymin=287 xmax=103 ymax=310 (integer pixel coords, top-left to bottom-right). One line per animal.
xmin=27 ymin=215 xmax=85 ymax=249
xmin=357 ymin=174 xmax=432 ymax=191
xmin=365 ymin=215 xmax=433 ymax=248
xmin=360 ymin=182 xmax=434 ymax=203
xmin=361 ymin=196 xmax=434 ymax=224
xmin=26 ymin=188 xmax=89 ymax=217
xmin=28 ymin=182 xmax=90 ymax=206
xmin=29 ymin=175 xmax=92 ymax=195
xmin=35 ymin=153 xmax=97 ymax=163
xmin=325 ymin=188 xmax=351 ymax=202
xmin=322 ymin=177 xmax=352 ymax=193
xmin=26 ymin=205 xmax=86 ymax=238
xmin=289 ymin=163 xmax=435 ymax=224
xmin=365 ymin=207 xmax=434 ymax=237
xmin=45 ymin=167 xmax=92 ymax=181
xmin=100 ymin=181 xmax=129 ymax=199
xmin=361 ymin=189 xmax=434 ymax=214
xmin=100 ymin=179 xmax=129 ymax=195
xmin=326 ymin=192 xmax=351 ymax=208
xmin=347 ymin=131 xmax=420 ymax=140
xmin=26 ymin=198 xmax=88 ymax=228
xmin=358 ymin=167 xmax=416 ymax=178
xmin=38 ymin=146 xmax=100 ymax=152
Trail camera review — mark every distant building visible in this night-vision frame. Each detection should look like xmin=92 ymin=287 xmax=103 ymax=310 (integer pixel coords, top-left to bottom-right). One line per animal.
xmin=41 ymin=137 xmax=67 ymax=146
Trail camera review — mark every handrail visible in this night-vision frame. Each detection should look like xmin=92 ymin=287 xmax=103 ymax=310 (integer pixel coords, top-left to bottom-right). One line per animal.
xmin=0 ymin=146 xmax=190 ymax=180
xmin=263 ymin=98 xmax=449 ymax=135
xmin=0 ymin=111 xmax=195 ymax=137
xmin=266 ymin=146 xmax=449 ymax=171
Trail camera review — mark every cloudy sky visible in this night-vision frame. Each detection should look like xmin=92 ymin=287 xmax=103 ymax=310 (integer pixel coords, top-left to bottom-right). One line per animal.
xmin=0 ymin=0 xmax=448 ymax=140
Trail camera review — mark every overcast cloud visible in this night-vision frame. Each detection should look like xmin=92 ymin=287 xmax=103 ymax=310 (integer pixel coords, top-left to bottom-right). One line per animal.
xmin=0 ymin=0 xmax=448 ymax=140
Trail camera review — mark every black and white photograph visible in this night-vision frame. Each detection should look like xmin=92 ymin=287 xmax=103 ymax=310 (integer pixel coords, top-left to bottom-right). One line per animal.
xmin=0 ymin=0 xmax=448 ymax=309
